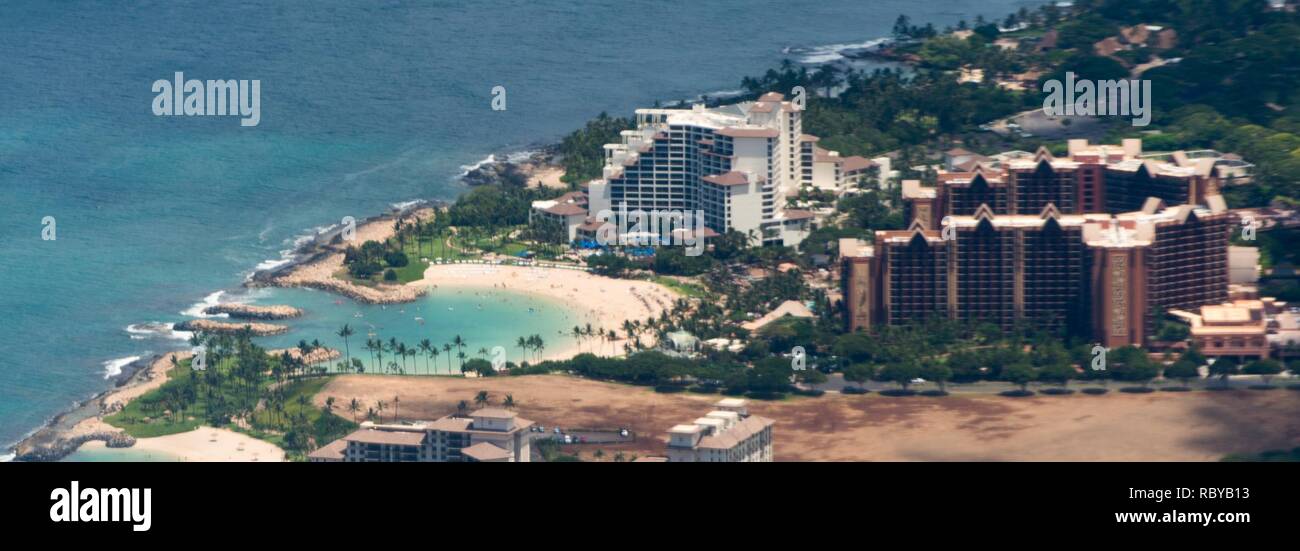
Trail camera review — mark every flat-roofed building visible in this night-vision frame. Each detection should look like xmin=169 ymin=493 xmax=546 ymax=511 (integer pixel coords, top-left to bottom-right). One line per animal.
xmin=1171 ymin=299 xmax=1281 ymax=359
xmin=665 ymin=400 xmax=773 ymax=462
xmin=331 ymin=408 xmax=533 ymax=463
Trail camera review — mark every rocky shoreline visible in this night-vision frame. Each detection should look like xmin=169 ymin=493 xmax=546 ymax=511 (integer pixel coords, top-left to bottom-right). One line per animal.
xmin=204 ymin=303 xmax=303 ymax=320
xmin=10 ymin=353 xmax=165 ymax=461
xmin=175 ymin=318 xmax=290 ymax=336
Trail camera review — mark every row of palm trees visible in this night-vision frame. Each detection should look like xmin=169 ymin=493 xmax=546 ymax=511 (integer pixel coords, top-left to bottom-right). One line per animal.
xmin=339 ymin=391 xmax=517 ymax=424
xmin=337 ymin=324 xmax=552 ymax=375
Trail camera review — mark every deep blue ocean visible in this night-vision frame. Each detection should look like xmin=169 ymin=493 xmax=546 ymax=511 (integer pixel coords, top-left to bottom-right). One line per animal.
xmin=0 ymin=0 xmax=1035 ymax=453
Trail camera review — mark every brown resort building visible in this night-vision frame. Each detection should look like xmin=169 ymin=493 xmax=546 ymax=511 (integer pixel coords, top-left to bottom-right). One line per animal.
xmin=841 ymin=139 xmax=1239 ymax=348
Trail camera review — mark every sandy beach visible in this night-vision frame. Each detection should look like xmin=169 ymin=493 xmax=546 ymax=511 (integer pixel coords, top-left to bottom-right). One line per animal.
xmin=413 ymin=263 xmax=678 ymax=359
xmin=76 ymin=428 xmax=284 ymax=462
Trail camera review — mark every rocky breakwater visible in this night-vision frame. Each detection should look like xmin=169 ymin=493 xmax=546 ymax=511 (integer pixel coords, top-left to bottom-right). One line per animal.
xmin=16 ymin=431 xmax=135 ymax=462
xmin=174 ymin=319 xmax=290 ymax=336
xmin=203 ymin=303 xmax=303 ymax=320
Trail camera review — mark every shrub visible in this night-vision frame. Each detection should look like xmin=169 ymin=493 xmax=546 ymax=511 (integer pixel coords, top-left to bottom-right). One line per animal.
xmin=383 ymin=268 xmax=398 ymax=281
xmin=841 ymin=386 xmax=870 ymax=395
xmin=384 ymin=250 xmax=409 ymax=268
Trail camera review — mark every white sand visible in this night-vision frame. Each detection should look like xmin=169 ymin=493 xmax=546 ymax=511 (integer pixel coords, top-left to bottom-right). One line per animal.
xmin=91 ymin=428 xmax=286 ymax=462
xmin=412 ymin=264 xmax=678 ymax=359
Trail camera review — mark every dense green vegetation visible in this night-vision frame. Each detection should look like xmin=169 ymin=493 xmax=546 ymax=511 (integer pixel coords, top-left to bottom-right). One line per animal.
xmin=105 ymin=331 xmax=357 ymax=460
xmin=557 ymin=113 xmax=634 ymax=186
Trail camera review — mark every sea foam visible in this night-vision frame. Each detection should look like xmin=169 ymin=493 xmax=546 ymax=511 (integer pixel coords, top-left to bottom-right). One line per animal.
xmin=102 ymin=355 xmax=142 ymax=379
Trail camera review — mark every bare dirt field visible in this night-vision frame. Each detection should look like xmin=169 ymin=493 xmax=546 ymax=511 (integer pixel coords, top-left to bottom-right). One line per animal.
xmin=317 ymin=375 xmax=1300 ymax=461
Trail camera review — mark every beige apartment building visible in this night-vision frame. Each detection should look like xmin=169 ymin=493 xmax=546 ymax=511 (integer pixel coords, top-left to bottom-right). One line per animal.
xmin=308 ymin=407 xmax=533 ymax=462
xmin=665 ymin=399 xmax=774 ymax=462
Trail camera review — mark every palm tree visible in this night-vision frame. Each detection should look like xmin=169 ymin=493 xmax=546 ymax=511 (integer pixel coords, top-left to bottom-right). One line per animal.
xmin=474 ymin=390 xmax=490 ymax=407
xmin=419 ymin=339 xmax=433 ymax=375
xmin=430 ymin=346 xmax=441 ymax=374
xmin=404 ymin=346 xmax=417 ymax=374
xmin=396 ymin=342 xmax=409 ymax=373
xmin=516 ymin=336 xmax=527 ymax=357
xmin=336 ymin=324 xmax=354 ymax=374
xmin=348 ymin=398 xmax=361 ymax=422
xmin=392 ymin=395 xmax=400 ymax=421
xmin=452 ymin=334 xmax=466 ymax=363
xmin=502 ymin=394 xmax=516 ymax=409
xmin=443 ymin=343 xmax=453 ymax=371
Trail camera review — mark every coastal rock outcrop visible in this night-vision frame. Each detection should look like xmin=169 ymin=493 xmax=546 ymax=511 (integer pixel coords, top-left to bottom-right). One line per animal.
xmin=174 ymin=319 xmax=290 ymax=336
xmin=14 ymin=431 xmax=136 ymax=462
xmin=203 ymin=303 xmax=303 ymax=320
xmin=269 ymin=346 xmax=341 ymax=365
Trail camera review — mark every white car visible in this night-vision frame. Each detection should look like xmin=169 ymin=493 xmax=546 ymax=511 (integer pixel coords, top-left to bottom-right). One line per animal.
xmin=911 ymin=378 xmax=927 ymax=385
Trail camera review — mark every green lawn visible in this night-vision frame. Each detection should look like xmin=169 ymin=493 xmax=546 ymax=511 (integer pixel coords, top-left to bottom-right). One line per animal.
xmin=105 ymin=357 xmax=357 ymax=460
xmin=105 ymin=359 xmax=210 ymax=438
xmin=651 ymin=276 xmax=707 ymax=298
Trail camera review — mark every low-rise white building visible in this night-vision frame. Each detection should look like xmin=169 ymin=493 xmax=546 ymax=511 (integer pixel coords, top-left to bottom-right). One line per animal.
xmin=665 ymin=399 xmax=774 ymax=462
xmin=529 ymin=190 xmax=589 ymax=242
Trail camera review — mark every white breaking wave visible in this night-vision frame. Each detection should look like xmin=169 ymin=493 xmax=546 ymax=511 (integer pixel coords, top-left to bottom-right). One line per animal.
xmin=0 ymin=452 xmax=14 ymax=462
xmin=390 ymin=199 xmax=426 ymax=211
xmin=789 ymin=37 xmax=890 ymax=64
xmin=247 ymin=226 xmax=328 ymax=278
xmin=125 ymin=322 xmax=193 ymax=342
xmin=180 ymin=290 xmax=228 ymax=318
xmin=458 ymin=154 xmax=497 ymax=176
xmin=503 ymin=149 xmax=539 ymax=163
xmin=102 ymin=355 xmax=142 ymax=380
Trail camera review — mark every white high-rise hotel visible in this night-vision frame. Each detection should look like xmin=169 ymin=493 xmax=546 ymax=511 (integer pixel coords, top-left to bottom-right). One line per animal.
xmin=588 ymin=92 xmax=867 ymax=247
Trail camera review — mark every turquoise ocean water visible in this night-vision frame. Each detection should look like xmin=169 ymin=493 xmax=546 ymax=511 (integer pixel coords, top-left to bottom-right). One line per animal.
xmin=0 ymin=0 xmax=1034 ymax=453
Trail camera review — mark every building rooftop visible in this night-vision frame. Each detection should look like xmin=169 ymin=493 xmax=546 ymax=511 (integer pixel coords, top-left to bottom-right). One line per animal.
xmin=697 ymin=415 xmax=774 ymax=450
xmin=838 ymin=238 xmax=874 ymax=258
xmin=344 ymin=428 xmax=426 ymax=446
xmin=742 ymin=300 xmax=815 ymax=331
xmin=460 ymin=442 xmax=512 ymax=461
xmin=702 ymin=171 xmax=756 ymax=186
xmin=472 ymin=408 xmax=518 ymax=419
xmin=307 ymin=438 xmax=348 ymax=460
